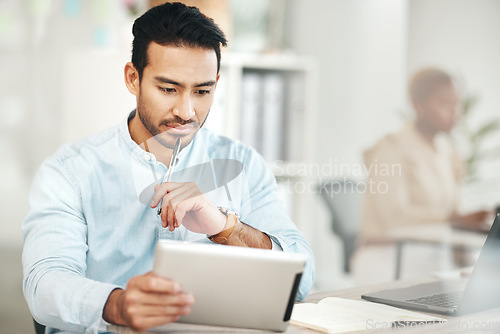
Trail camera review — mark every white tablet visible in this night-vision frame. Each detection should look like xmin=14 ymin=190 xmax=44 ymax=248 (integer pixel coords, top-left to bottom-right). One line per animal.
xmin=152 ymin=240 xmax=307 ymax=332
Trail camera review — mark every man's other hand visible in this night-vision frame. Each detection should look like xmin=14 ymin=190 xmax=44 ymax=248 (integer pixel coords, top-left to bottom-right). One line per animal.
xmin=103 ymin=272 xmax=194 ymax=332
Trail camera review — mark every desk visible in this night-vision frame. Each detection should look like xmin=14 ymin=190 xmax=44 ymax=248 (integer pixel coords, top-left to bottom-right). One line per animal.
xmin=107 ymin=277 xmax=500 ymax=333
xmin=388 ymin=224 xmax=488 ymax=279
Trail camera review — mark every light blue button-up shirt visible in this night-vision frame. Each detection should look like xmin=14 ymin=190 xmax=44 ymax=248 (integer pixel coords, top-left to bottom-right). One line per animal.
xmin=22 ymin=113 xmax=315 ymax=333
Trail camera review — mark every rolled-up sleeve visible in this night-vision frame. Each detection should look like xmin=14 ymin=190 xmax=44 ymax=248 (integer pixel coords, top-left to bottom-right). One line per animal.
xmin=238 ymin=148 xmax=315 ymax=301
xmin=22 ymin=157 xmax=118 ymax=333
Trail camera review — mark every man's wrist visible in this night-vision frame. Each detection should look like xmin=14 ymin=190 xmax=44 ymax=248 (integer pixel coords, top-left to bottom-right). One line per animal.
xmin=103 ymin=288 xmax=125 ymax=326
xmin=208 ymin=208 xmax=238 ymax=244
xmin=225 ymin=221 xmax=272 ymax=249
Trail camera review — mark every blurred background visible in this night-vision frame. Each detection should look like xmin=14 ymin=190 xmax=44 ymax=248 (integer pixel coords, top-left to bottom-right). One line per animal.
xmin=1 ymin=0 xmax=500 ymax=332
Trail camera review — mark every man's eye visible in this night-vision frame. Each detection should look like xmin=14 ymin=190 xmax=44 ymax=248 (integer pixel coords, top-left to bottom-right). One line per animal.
xmin=196 ymin=90 xmax=210 ymax=95
xmin=159 ymin=87 xmax=176 ymax=93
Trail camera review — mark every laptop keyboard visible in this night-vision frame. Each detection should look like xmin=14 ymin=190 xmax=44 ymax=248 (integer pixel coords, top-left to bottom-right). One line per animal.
xmin=405 ymin=290 xmax=463 ymax=308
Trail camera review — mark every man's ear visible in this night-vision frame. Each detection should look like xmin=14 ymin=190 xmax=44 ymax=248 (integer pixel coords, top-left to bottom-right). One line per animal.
xmin=124 ymin=62 xmax=140 ymax=96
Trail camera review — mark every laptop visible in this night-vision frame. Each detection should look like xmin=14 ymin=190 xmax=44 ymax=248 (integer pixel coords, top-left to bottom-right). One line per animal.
xmin=152 ymin=240 xmax=307 ymax=331
xmin=362 ymin=213 xmax=500 ymax=316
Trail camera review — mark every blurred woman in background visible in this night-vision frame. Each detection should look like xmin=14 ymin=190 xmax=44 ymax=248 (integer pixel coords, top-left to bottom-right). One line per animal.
xmin=352 ymin=68 xmax=492 ymax=284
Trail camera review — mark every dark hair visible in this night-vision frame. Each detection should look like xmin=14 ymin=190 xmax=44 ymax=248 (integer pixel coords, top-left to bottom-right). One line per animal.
xmin=131 ymin=2 xmax=227 ymax=80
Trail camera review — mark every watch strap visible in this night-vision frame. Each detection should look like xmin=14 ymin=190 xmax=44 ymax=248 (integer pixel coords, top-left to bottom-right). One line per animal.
xmin=208 ymin=208 xmax=238 ymax=244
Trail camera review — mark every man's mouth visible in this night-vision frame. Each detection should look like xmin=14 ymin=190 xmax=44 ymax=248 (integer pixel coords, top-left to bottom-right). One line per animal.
xmin=165 ymin=123 xmax=195 ymax=136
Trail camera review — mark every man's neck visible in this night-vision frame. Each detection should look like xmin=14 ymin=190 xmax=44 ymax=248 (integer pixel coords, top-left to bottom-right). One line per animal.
xmin=129 ymin=113 xmax=173 ymax=166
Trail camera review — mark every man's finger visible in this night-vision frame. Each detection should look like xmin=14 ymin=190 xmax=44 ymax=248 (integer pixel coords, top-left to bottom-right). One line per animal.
xmin=160 ymin=200 xmax=169 ymax=228
xmin=166 ymin=195 xmax=176 ymax=231
xmin=151 ymin=183 xmax=168 ymax=208
xmin=165 ymin=187 xmax=200 ymax=230
xmin=128 ymin=303 xmax=192 ymax=317
xmin=166 ymin=185 xmax=200 ymax=205
xmin=129 ymin=275 xmax=181 ymax=294
xmin=151 ymin=183 xmax=185 ymax=208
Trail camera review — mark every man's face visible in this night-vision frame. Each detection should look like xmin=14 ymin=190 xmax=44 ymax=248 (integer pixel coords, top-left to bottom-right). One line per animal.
xmin=417 ymin=83 xmax=461 ymax=134
xmin=136 ymin=43 xmax=219 ymax=149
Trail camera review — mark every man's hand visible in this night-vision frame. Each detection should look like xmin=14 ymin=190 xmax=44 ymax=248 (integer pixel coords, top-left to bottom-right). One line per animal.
xmin=150 ymin=182 xmax=272 ymax=249
xmin=103 ymin=272 xmax=194 ymax=332
xmin=150 ymin=182 xmax=226 ymax=235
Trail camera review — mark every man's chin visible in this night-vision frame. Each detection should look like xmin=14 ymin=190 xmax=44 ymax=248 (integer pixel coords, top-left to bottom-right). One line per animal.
xmin=154 ymin=132 xmax=196 ymax=149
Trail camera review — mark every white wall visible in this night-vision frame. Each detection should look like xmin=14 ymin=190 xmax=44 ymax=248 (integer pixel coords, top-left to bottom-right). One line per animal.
xmin=62 ymin=50 xmax=136 ymax=143
xmin=284 ymin=0 xmax=409 ymax=290
xmin=285 ymin=0 xmax=409 ymax=169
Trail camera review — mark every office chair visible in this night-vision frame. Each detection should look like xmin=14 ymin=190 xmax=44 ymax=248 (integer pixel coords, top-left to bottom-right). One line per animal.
xmin=317 ymin=179 xmax=363 ymax=272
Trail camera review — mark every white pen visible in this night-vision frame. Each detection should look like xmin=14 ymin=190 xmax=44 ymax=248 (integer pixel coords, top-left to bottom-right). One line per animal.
xmin=157 ymin=137 xmax=182 ymax=215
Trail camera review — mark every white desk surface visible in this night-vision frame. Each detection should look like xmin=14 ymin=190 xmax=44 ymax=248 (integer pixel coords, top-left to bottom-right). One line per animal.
xmin=108 ymin=276 xmax=500 ymax=334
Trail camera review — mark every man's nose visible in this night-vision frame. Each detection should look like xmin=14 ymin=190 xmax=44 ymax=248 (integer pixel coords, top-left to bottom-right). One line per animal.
xmin=172 ymin=93 xmax=195 ymax=120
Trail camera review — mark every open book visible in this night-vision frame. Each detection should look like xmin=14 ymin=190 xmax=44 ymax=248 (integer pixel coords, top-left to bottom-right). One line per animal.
xmin=291 ymin=297 xmax=446 ymax=333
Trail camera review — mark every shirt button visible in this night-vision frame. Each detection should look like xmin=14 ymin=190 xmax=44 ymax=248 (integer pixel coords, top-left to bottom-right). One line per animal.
xmin=144 ymin=154 xmax=151 ymax=161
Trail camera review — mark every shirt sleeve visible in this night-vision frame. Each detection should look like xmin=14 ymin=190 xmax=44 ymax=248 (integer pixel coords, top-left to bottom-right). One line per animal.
xmin=22 ymin=156 xmax=119 ymax=333
xmin=270 ymin=238 xmax=283 ymax=251
xmin=237 ymin=148 xmax=315 ymax=301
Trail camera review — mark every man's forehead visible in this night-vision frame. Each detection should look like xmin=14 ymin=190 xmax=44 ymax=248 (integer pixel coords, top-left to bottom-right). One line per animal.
xmin=147 ymin=42 xmax=217 ymax=66
xmin=143 ymin=42 xmax=218 ymax=83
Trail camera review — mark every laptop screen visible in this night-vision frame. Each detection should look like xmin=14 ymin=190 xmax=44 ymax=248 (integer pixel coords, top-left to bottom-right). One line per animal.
xmin=458 ymin=213 xmax=500 ymax=315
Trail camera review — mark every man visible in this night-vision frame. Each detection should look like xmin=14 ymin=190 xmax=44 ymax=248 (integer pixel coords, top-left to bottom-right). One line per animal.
xmin=352 ymin=68 xmax=491 ymax=284
xmin=22 ymin=3 xmax=314 ymax=333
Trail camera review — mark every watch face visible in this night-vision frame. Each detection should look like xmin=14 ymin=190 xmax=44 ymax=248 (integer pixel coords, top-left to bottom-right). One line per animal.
xmin=218 ymin=207 xmax=238 ymax=218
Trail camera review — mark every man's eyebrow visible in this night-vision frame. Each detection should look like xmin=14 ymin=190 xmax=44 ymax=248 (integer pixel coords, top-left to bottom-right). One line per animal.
xmin=154 ymin=77 xmax=216 ymax=88
xmin=154 ymin=76 xmax=183 ymax=87
xmin=194 ymin=80 xmax=216 ymax=88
